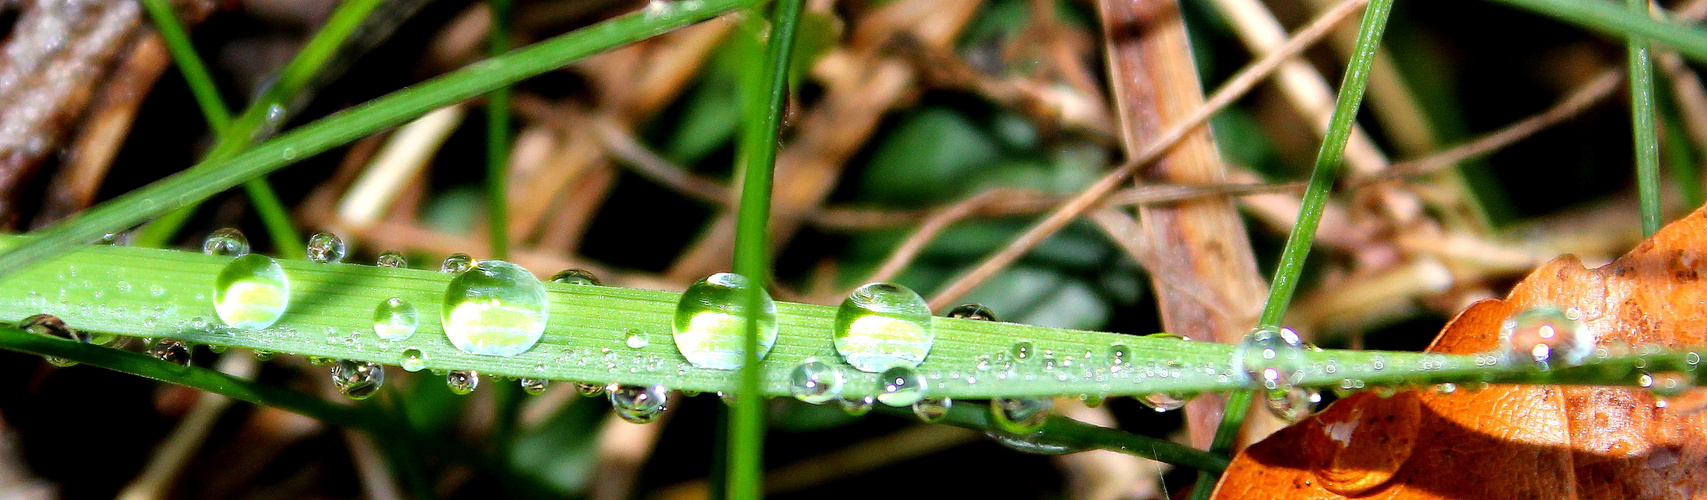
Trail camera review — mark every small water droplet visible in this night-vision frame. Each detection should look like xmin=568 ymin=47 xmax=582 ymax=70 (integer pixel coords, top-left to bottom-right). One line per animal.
xmin=1500 ymin=305 xmax=1594 ymax=367
xmin=306 ymin=232 xmax=347 ymax=264
xmin=876 ymin=366 xmax=925 ymax=406
xmin=446 ymin=370 xmax=479 ymax=395
xmin=373 ymin=298 xmax=418 ymax=341
xmin=1265 ymin=386 xmax=1320 ymax=422
xmin=21 ymin=314 xmax=84 ymax=367
xmin=550 ymin=269 xmax=602 ymax=286
xmin=672 ymin=273 xmax=777 ymax=370
xmin=213 ymin=255 xmax=290 ymax=330
xmin=202 ymin=228 xmax=250 ymax=257
xmin=440 ymin=253 xmax=474 ymax=273
xmin=520 ymin=378 xmax=549 ymax=395
xmin=839 ymin=396 xmax=874 ymax=416
xmin=989 ymin=397 xmax=1051 ymax=433
xmin=834 ymin=283 xmax=933 ymax=372
xmin=575 ymin=382 xmax=606 ymax=396
xmin=911 ymin=397 xmax=952 ymax=422
xmin=945 ymin=303 xmax=998 ymax=321
xmin=376 ymin=251 xmax=409 ymax=268
xmin=624 ymin=329 xmax=649 ymax=349
xmin=609 ymin=384 xmax=669 ymax=423
xmin=1108 ymin=344 xmax=1129 ymax=371
xmin=332 ymin=360 xmax=384 ymax=400
xmin=400 ymin=348 xmax=427 ymax=372
xmin=1641 ymin=371 xmax=1692 ymax=397
xmin=442 ymin=260 xmax=548 ymax=357
xmin=789 ymin=360 xmax=844 ymax=404
xmin=1232 ymin=326 xmax=1306 ymax=392
xmin=149 ymin=339 xmax=191 ymax=367
xmin=985 ymin=428 xmax=1073 ymax=455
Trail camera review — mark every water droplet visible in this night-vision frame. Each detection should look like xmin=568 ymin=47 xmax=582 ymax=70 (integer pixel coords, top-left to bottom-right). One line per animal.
xmin=1140 ymin=392 xmax=1190 ymax=412
xmin=1108 ymin=344 xmax=1129 ymax=370
xmin=876 ymin=366 xmax=925 ymax=406
xmin=446 ymin=370 xmax=479 ymax=395
xmin=990 ymin=397 xmax=1051 ymax=433
xmin=839 ymin=396 xmax=874 ymax=416
xmin=307 ymin=356 xmax=333 ymax=366
xmin=520 ymin=378 xmax=549 ymax=395
xmin=149 ymin=339 xmax=191 ymax=367
xmin=1641 ymin=372 xmax=1692 ymax=397
xmin=265 ymin=103 xmax=286 ymax=125
xmin=671 ymin=273 xmax=776 ymax=370
xmin=945 ymin=303 xmax=998 ymax=321
xmin=609 ymin=384 xmax=669 ymax=423
xmin=21 ymin=314 xmax=83 ymax=367
xmin=376 ymin=251 xmax=409 ymax=268
xmin=789 ymin=360 xmax=844 ymax=404
xmin=373 ymin=298 xmax=418 ymax=341
xmin=575 ymin=382 xmax=606 ymax=396
xmin=202 ymin=228 xmax=249 ymax=257
xmin=834 ymin=283 xmax=934 ymax=372
xmin=985 ymin=428 xmax=1073 ymax=455
xmin=550 ymin=269 xmax=602 ymax=286
xmin=911 ymin=397 xmax=952 ymax=422
xmin=1265 ymin=386 xmax=1320 ymax=423
xmin=440 ymin=253 xmax=474 ymax=273
xmin=306 ymin=232 xmax=347 ymax=264
xmin=1012 ymin=341 xmax=1035 ymax=362
xmin=624 ymin=329 xmax=649 ymax=349
xmin=213 ymin=254 xmax=290 ymax=330
xmin=442 ymin=260 xmax=548 ymax=357
xmin=1232 ymin=326 xmax=1306 ymax=391
xmin=400 ymin=349 xmax=426 ymax=371
xmin=1500 ymin=305 xmax=1593 ymax=367
xmin=332 ymin=360 xmax=384 ymax=400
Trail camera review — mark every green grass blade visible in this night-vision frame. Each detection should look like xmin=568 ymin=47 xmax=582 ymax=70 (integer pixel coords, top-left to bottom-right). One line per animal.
xmin=730 ymin=1 xmax=804 ymax=497
xmin=487 ymin=0 xmax=514 ymax=261
xmin=1483 ymin=0 xmax=1707 ymax=63
xmin=1630 ymin=0 xmax=1662 ymax=236
xmin=0 ymin=0 xmax=764 ymax=278
xmin=139 ymin=0 xmax=230 ymax=131
xmin=1191 ymin=389 xmax=1251 ymax=496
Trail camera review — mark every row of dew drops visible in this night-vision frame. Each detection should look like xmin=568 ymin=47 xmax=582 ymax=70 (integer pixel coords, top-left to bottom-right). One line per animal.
xmin=20 ymin=229 xmax=1695 ymax=453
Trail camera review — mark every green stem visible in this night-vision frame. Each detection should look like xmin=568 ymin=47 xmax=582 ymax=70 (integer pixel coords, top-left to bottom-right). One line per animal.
xmin=1190 ymin=390 xmax=1251 ymax=499
xmin=487 ymin=0 xmax=513 ymax=260
xmin=1482 ymin=0 xmax=1707 ymax=63
xmin=729 ymin=1 xmax=804 ymax=497
xmin=1630 ymin=0 xmax=1663 ymax=236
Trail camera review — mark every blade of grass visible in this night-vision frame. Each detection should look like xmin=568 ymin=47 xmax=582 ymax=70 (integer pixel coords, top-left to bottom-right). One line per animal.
xmin=0 ymin=0 xmax=765 ymax=278
xmin=487 ymin=0 xmax=513 ymax=261
xmin=730 ymin=1 xmax=804 ymax=497
xmin=1630 ymin=0 xmax=1663 ymax=236
xmin=1193 ymin=0 xmax=1393 ymax=497
xmin=1483 ymin=0 xmax=1707 ymax=62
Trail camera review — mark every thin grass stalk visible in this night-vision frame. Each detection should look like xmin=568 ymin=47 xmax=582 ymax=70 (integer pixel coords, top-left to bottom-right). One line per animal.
xmin=1190 ymin=389 xmax=1252 ymax=495
xmin=1483 ymin=0 xmax=1707 ymax=62
xmin=1630 ymin=0 xmax=1663 ymax=235
xmin=487 ymin=0 xmax=514 ymax=260
xmin=730 ymin=1 xmax=805 ymax=497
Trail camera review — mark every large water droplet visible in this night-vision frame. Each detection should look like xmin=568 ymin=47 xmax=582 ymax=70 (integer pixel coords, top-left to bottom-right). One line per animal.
xmin=306 ymin=232 xmax=347 ymax=263
xmin=149 ymin=339 xmax=191 ymax=367
xmin=550 ymin=269 xmax=602 ymax=286
xmin=202 ymin=228 xmax=249 ymax=257
xmin=789 ymin=360 xmax=844 ymax=404
xmin=912 ymin=397 xmax=952 ymax=422
xmin=447 ymin=370 xmax=479 ymax=395
xmin=520 ymin=378 xmax=549 ymax=395
xmin=833 ymin=283 xmax=934 ymax=372
xmin=946 ymin=303 xmax=998 ymax=321
xmin=373 ymin=298 xmax=418 ymax=341
xmin=213 ymin=254 xmax=290 ymax=330
xmin=1501 ymin=305 xmax=1593 ymax=367
xmin=609 ymin=384 xmax=669 ymax=423
xmin=332 ymin=360 xmax=384 ymax=400
xmin=1265 ymin=386 xmax=1320 ymax=422
xmin=671 ymin=273 xmax=776 ymax=370
xmin=1232 ymin=326 xmax=1306 ymax=391
xmin=442 ymin=260 xmax=548 ymax=357
xmin=876 ymin=366 xmax=925 ymax=406
xmin=990 ymin=397 xmax=1051 ymax=433
xmin=400 ymin=348 xmax=426 ymax=372
xmin=376 ymin=250 xmax=408 ymax=268
xmin=440 ymin=253 xmax=474 ymax=273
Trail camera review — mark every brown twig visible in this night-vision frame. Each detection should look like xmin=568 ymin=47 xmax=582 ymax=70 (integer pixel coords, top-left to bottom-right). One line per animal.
xmin=1382 ymin=69 xmax=1623 ymax=179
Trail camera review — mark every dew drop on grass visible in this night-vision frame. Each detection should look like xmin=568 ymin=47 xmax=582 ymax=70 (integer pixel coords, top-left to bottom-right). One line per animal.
xmin=21 ymin=314 xmax=83 ymax=367
xmin=440 ymin=253 xmax=474 ymax=273
xmin=912 ymin=397 xmax=952 ymax=422
xmin=985 ymin=428 xmax=1073 ymax=455
xmin=945 ymin=303 xmax=998 ymax=321
xmin=990 ymin=397 xmax=1051 ymax=433
xmin=376 ymin=251 xmax=408 ymax=268
xmin=373 ymin=298 xmax=418 ymax=341
xmin=1232 ymin=326 xmax=1306 ymax=392
xmin=1641 ymin=371 xmax=1692 ymax=397
xmin=446 ymin=370 xmax=479 ymax=395
xmin=202 ymin=228 xmax=249 ymax=257
xmin=671 ymin=273 xmax=776 ymax=370
xmin=1265 ymin=386 xmax=1321 ymax=423
xmin=149 ymin=339 xmax=191 ymax=367
xmin=550 ymin=269 xmax=602 ymax=286
xmin=1108 ymin=344 xmax=1129 ymax=371
xmin=876 ymin=366 xmax=925 ymax=406
xmin=213 ymin=254 xmax=289 ymax=330
xmin=1500 ymin=305 xmax=1593 ymax=368
xmin=442 ymin=260 xmax=548 ymax=357
xmin=253 ymin=350 xmax=275 ymax=361
xmin=624 ymin=329 xmax=649 ymax=349
xmin=575 ymin=382 xmax=606 ymax=396
xmin=1011 ymin=341 xmax=1033 ymax=361
xmin=839 ymin=396 xmax=874 ymax=416
xmin=332 ymin=360 xmax=384 ymax=400
xmin=520 ymin=378 xmax=549 ymax=395
xmin=789 ymin=359 xmax=844 ymax=404
xmin=609 ymin=384 xmax=669 ymax=423
xmin=832 ymin=283 xmax=933 ymax=373
xmin=400 ymin=348 xmax=426 ymax=372
xmin=305 ymin=232 xmax=347 ymax=264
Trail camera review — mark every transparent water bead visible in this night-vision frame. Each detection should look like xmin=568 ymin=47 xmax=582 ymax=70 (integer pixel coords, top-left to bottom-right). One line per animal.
xmin=1500 ymin=305 xmax=1593 ymax=367
xmin=332 ymin=360 xmax=384 ymax=400
xmin=520 ymin=378 xmax=550 ymax=395
xmin=376 ymin=250 xmax=408 ymax=268
xmin=990 ymin=397 xmax=1052 ymax=433
xmin=373 ymin=298 xmax=418 ymax=341
xmin=671 ymin=273 xmax=777 ymax=370
xmin=839 ymin=396 xmax=875 ymax=416
xmin=550 ymin=269 xmax=602 ymax=286
xmin=985 ymin=428 xmax=1073 ymax=455
xmin=442 ymin=260 xmax=549 ymax=357
xmin=624 ymin=329 xmax=649 ymax=349
xmin=21 ymin=314 xmax=84 ymax=367
xmin=946 ymin=303 xmax=998 ymax=321
xmin=1012 ymin=341 xmax=1033 ymax=361
xmin=1232 ymin=326 xmax=1307 ymax=391
xmin=1641 ymin=372 xmax=1692 ymax=397
xmin=202 ymin=228 xmax=249 ymax=257
xmin=150 ymin=339 xmax=191 ymax=367
xmin=440 ymin=253 xmax=474 ymax=273
xmin=912 ymin=397 xmax=952 ymax=422
xmin=833 ymin=283 xmax=934 ymax=372
xmin=400 ymin=348 xmax=426 ymax=372
xmin=213 ymin=254 xmax=290 ymax=330
xmin=609 ymin=384 xmax=669 ymax=424
xmin=1266 ymin=386 xmax=1321 ymax=423
xmin=447 ymin=370 xmax=479 ymax=395
xmin=789 ymin=360 xmax=845 ymax=404
xmin=876 ymin=366 xmax=926 ymax=406
xmin=306 ymin=232 xmax=347 ymax=264
xmin=1140 ymin=392 xmax=1190 ymax=413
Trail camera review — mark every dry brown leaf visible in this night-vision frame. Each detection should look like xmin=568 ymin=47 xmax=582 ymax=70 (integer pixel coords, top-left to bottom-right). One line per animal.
xmin=1212 ymin=207 xmax=1707 ymax=499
